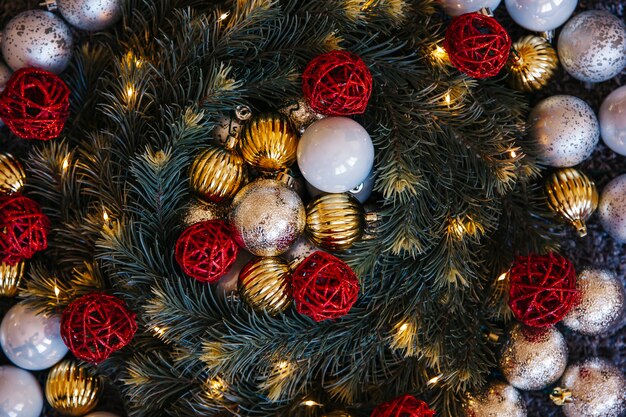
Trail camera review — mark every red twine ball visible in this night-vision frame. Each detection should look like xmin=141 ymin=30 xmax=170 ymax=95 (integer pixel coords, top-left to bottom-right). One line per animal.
xmin=0 ymin=67 xmax=70 ymax=141
xmin=61 ymin=292 xmax=138 ymax=364
xmin=443 ymin=13 xmax=511 ymax=79
xmin=371 ymin=394 xmax=435 ymax=417
xmin=175 ymin=220 xmax=239 ymax=283
xmin=302 ymin=50 xmax=373 ymax=116
xmin=0 ymin=194 xmax=50 ymax=265
xmin=508 ymin=252 xmax=577 ymax=327
xmin=291 ymin=251 xmax=359 ymax=321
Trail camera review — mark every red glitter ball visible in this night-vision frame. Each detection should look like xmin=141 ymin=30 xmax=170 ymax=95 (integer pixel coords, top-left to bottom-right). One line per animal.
xmin=0 ymin=194 xmax=50 ymax=265
xmin=371 ymin=394 xmax=435 ymax=417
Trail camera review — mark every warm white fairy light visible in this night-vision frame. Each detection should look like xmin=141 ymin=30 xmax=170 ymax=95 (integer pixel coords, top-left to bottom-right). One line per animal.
xmin=302 ymin=400 xmax=321 ymax=407
xmin=427 ymin=373 xmax=443 ymax=385
xmin=219 ymin=11 xmax=230 ymax=21
xmin=103 ymin=208 xmax=110 ymax=222
xmin=61 ymin=155 xmax=70 ymax=171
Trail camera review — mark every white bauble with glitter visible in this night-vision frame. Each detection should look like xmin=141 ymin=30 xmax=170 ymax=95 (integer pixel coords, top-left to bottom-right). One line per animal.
xmin=599 ymin=85 xmax=626 ymax=156
xmin=0 ymin=366 xmax=43 ymax=417
xmin=598 ymin=174 xmax=626 ymax=243
xmin=505 ymin=0 xmax=577 ymax=32
xmin=439 ymin=0 xmax=501 ymax=16
xmin=54 ymin=0 xmax=123 ymax=31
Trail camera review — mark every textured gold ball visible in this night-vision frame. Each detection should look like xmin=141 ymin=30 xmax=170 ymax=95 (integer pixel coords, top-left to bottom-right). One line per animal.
xmin=182 ymin=199 xmax=228 ymax=227
xmin=238 ymin=257 xmax=292 ymax=315
xmin=463 ymin=381 xmax=527 ymax=417
xmin=306 ymin=193 xmax=364 ymax=251
xmin=45 ymin=360 xmax=103 ymax=416
xmin=240 ymin=114 xmax=298 ymax=171
xmin=189 ymin=145 xmax=248 ymax=203
xmin=506 ymin=35 xmax=558 ymax=92
xmin=0 ymin=153 xmax=25 ymax=194
xmin=545 ymin=168 xmax=598 ymax=237
xmin=0 ymin=261 xmax=24 ymax=297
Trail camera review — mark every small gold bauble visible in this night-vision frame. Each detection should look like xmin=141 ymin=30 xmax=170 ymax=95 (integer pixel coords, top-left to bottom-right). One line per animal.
xmin=306 ymin=193 xmax=365 ymax=251
xmin=506 ymin=35 xmax=558 ymax=92
xmin=45 ymin=360 xmax=103 ymax=416
xmin=240 ymin=114 xmax=298 ymax=171
xmin=0 ymin=261 xmax=24 ymax=297
xmin=238 ymin=257 xmax=292 ymax=315
xmin=0 ymin=153 xmax=25 ymax=194
xmin=545 ymin=168 xmax=598 ymax=237
xmin=182 ymin=198 xmax=228 ymax=227
xmin=189 ymin=145 xmax=248 ymax=203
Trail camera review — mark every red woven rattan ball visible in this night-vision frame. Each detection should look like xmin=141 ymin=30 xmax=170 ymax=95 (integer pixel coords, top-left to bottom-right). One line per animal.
xmin=61 ymin=292 xmax=137 ymax=364
xmin=291 ymin=251 xmax=359 ymax=321
xmin=443 ymin=13 xmax=511 ymax=79
xmin=0 ymin=194 xmax=50 ymax=265
xmin=302 ymin=50 xmax=373 ymax=116
xmin=175 ymin=220 xmax=239 ymax=283
xmin=508 ymin=252 xmax=577 ymax=327
xmin=371 ymin=394 xmax=435 ymax=417
xmin=0 ymin=68 xmax=70 ymax=141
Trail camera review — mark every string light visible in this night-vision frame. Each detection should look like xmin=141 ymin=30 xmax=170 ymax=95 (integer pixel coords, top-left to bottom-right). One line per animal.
xmin=444 ymin=92 xmax=452 ymax=106
xmin=61 ymin=155 xmax=70 ymax=171
xmin=125 ymin=84 xmax=136 ymax=101
xmin=302 ymin=400 xmax=321 ymax=407
xmin=497 ymin=271 xmax=508 ymax=281
xmin=103 ymin=208 xmax=110 ymax=222
xmin=510 ymin=150 xmax=517 ymax=158
xmin=427 ymin=373 xmax=443 ymax=386
xmin=431 ymin=44 xmax=450 ymax=66
xmin=218 ymin=11 xmax=230 ymax=21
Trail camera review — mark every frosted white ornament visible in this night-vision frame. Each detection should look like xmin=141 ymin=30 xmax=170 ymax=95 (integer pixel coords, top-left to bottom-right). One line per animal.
xmin=598 ymin=174 xmax=626 ymax=243
xmin=558 ymin=11 xmax=626 ymax=83
xmin=49 ymin=0 xmax=123 ymax=32
xmin=0 ymin=366 xmax=44 ymax=417
xmin=505 ymin=0 xmax=577 ymax=32
xmin=0 ymin=303 xmax=68 ymax=370
xmin=298 ymin=117 xmax=374 ymax=193
xmin=85 ymin=413 xmax=121 ymax=417
xmin=528 ymin=95 xmax=599 ymax=167
xmin=439 ymin=0 xmax=502 ymax=16
xmin=599 ymin=86 xmax=626 ymax=156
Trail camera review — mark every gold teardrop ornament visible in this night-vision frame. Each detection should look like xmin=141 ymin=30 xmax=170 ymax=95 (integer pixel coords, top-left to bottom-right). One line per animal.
xmin=238 ymin=257 xmax=292 ymax=316
xmin=189 ymin=145 xmax=248 ymax=203
xmin=240 ymin=113 xmax=298 ymax=171
xmin=0 ymin=153 xmax=25 ymax=194
xmin=45 ymin=360 xmax=103 ymax=416
xmin=306 ymin=193 xmax=367 ymax=251
xmin=506 ymin=35 xmax=558 ymax=92
xmin=0 ymin=261 xmax=24 ymax=297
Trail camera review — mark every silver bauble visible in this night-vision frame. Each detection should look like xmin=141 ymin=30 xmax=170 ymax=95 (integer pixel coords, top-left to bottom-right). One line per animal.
xmin=55 ymin=0 xmax=123 ymax=31
xmin=212 ymin=115 xmax=244 ymax=146
xmin=182 ymin=199 xmax=227 ymax=227
xmin=562 ymin=268 xmax=624 ymax=335
xmin=558 ymin=11 xmax=626 ymax=83
xmin=598 ymin=174 xmax=626 ymax=243
xmin=464 ymin=381 xmax=527 ymax=417
xmin=499 ymin=323 xmax=568 ymax=391
xmin=0 ymin=63 xmax=11 ymax=93
xmin=1 ymin=10 xmax=73 ymax=74
xmin=599 ymin=85 xmax=626 ymax=156
xmin=528 ymin=95 xmax=599 ymax=167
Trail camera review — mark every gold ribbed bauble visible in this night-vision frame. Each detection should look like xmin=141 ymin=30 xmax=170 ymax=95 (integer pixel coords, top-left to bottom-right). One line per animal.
xmin=306 ymin=193 xmax=365 ymax=251
xmin=45 ymin=360 xmax=103 ymax=416
xmin=0 ymin=261 xmax=24 ymax=297
xmin=0 ymin=153 xmax=25 ymax=194
xmin=189 ymin=145 xmax=248 ymax=203
xmin=506 ymin=35 xmax=558 ymax=92
xmin=238 ymin=257 xmax=292 ymax=315
xmin=240 ymin=114 xmax=298 ymax=171
xmin=545 ymin=168 xmax=598 ymax=237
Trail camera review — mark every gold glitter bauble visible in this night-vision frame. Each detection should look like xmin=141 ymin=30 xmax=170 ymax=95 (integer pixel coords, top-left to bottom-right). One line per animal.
xmin=463 ymin=381 xmax=527 ymax=417
xmin=240 ymin=114 xmax=298 ymax=171
xmin=182 ymin=198 xmax=228 ymax=227
xmin=545 ymin=168 xmax=598 ymax=237
xmin=499 ymin=323 xmax=567 ymax=391
xmin=506 ymin=35 xmax=558 ymax=92
xmin=238 ymin=257 xmax=292 ymax=315
xmin=45 ymin=360 xmax=103 ymax=416
xmin=189 ymin=145 xmax=248 ymax=203
xmin=0 ymin=153 xmax=25 ymax=194
xmin=229 ymin=179 xmax=305 ymax=256
xmin=306 ymin=193 xmax=365 ymax=251
xmin=0 ymin=261 xmax=24 ymax=297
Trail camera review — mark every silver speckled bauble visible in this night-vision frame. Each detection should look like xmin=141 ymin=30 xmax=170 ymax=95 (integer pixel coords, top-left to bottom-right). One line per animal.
xmin=558 ymin=11 xmax=626 ymax=83
xmin=528 ymin=95 xmax=599 ymax=167
xmin=0 ymin=63 xmax=11 ymax=93
xmin=464 ymin=381 xmax=527 ymax=417
xmin=599 ymin=174 xmax=626 ymax=243
xmin=229 ymin=179 xmax=305 ymax=256
xmin=599 ymin=85 xmax=626 ymax=156
xmin=1 ymin=10 xmax=73 ymax=74
xmin=53 ymin=0 xmax=123 ymax=32
xmin=499 ymin=323 xmax=568 ymax=391
xmin=562 ymin=268 xmax=624 ymax=335
xmin=558 ymin=357 xmax=626 ymax=417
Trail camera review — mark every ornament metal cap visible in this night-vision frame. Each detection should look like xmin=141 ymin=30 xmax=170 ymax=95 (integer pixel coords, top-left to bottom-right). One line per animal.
xmin=550 ymin=387 xmax=573 ymax=406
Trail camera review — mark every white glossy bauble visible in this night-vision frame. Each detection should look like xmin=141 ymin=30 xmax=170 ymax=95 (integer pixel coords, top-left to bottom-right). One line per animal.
xmin=84 ymin=413 xmax=121 ymax=417
xmin=217 ymin=250 xmax=254 ymax=294
xmin=57 ymin=0 xmax=123 ymax=31
xmin=598 ymin=174 xmax=626 ymax=243
xmin=505 ymin=0 xmax=577 ymax=32
xmin=599 ymin=86 xmax=626 ymax=156
xmin=298 ymin=117 xmax=374 ymax=193
xmin=0 ymin=303 xmax=68 ymax=370
xmin=0 ymin=366 xmax=43 ymax=417
xmin=439 ymin=0 xmax=502 ymax=16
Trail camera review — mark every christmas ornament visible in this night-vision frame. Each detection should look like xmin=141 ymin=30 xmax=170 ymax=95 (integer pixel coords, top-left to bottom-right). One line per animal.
xmin=217 ymin=250 xmax=254 ymax=294
xmin=599 ymin=85 xmax=626 ymax=156
xmin=0 ymin=153 xmax=25 ymax=195
xmin=298 ymin=117 xmax=374 ymax=193
xmin=443 ymin=13 xmax=511 ymax=79
xmin=0 ymin=63 xmax=11 ymax=92
xmin=306 ymin=168 xmax=375 ymax=204
xmin=0 ymin=68 xmax=71 ymax=141
xmin=463 ymin=381 xmax=527 ymax=417
xmin=0 ymin=366 xmax=43 ymax=417
xmin=1 ymin=10 xmax=73 ymax=74
xmin=506 ymin=35 xmax=558 ymax=92
xmin=283 ymin=236 xmax=321 ymax=263
xmin=528 ymin=95 xmax=599 ymax=167
xmin=558 ymin=11 xmax=626 ymax=83
xmin=302 ymin=50 xmax=372 ymax=116
xmin=545 ymin=168 xmax=598 ymax=237
xmin=175 ymin=220 xmax=239 ymax=283
xmin=212 ymin=105 xmax=252 ymax=145
xmin=439 ymin=0 xmax=501 ymax=16
xmin=0 ymin=261 xmax=24 ymax=297
xmin=324 ymin=412 xmax=352 ymax=417
xmin=499 ymin=324 xmax=568 ymax=391
xmin=229 ymin=178 xmax=305 ymax=256
xmin=553 ymin=357 xmax=626 ymax=417
xmin=61 ymin=292 xmax=137 ymax=364
xmin=562 ymin=268 xmax=624 ymax=335
xmin=0 ymin=303 xmax=67 ymax=370
xmin=238 ymin=257 xmax=292 ymax=315
xmin=598 ymin=174 xmax=626 ymax=243
xmin=505 ymin=0 xmax=576 ymax=32
xmin=45 ymin=360 xmax=102 ymax=416
xmin=240 ymin=114 xmax=299 ymax=171
xmin=278 ymin=97 xmax=324 ymax=133
xmin=189 ymin=144 xmax=248 ymax=202
xmin=291 ymin=251 xmax=359 ymax=321
xmin=371 ymin=394 xmax=435 ymax=417
xmin=181 ymin=199 xmax=227 ymax=227
xmin=85 ymin=413 xmax=121 ymax=417
xmin=46 ymin=0 xmax=123 ymax=31
xmin=306 ymin=193 xmax=367 ymax=251
xmin=0 ymin=194 xmax=50 ymax=265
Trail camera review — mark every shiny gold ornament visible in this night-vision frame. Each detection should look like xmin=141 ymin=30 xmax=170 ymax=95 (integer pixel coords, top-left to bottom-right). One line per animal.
xmin=189 ymin=145 xmax=248 ymax=203
xmin=0 ymin=261 xmax=24 ymax=297
xmin=0 ymin=153 xmax=25 ymax=194
xmin=45 ymin=360 xmax=103 ymax=416
xmin=306 ymin=193 xmax=367 ymax=251
xmin=240 ymin=114 xmax=298 ymax=171
xmin=182 ymin=198 xmax=228 ymax=227
xmin=238 ymin=257 xmax=292 ymax=315
xmin=506 ymin=35 xmax=558 ymax=92
xmin=545 ymin=168 xmax=598 ymax=237
xmin=463 ymin=381 xmax=527 ymax=417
